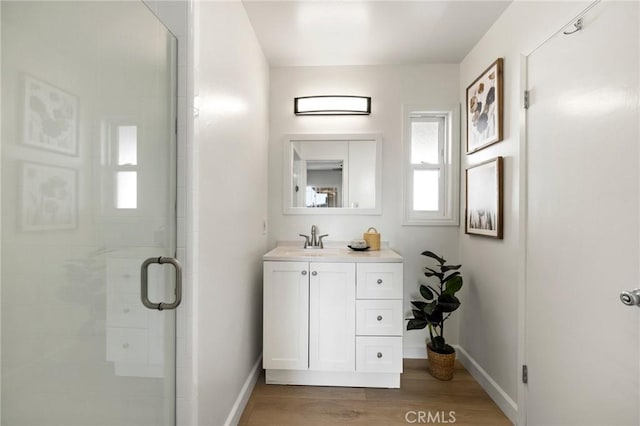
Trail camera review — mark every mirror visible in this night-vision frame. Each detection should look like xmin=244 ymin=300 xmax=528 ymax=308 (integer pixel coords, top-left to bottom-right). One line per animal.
xmin=304 ymin=160 xmax=344 ymax=208
xmin=284 ymin=134 xmax=382 ymax=215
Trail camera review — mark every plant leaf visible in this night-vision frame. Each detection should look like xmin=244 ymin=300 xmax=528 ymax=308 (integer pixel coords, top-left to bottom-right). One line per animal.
xmin=425 ymin=309 xmax=443 ymax=325
xmin=412 ymin=309 xmax=427 ymax=320
xmin=423 ymin=301 xmax=437 ymax=315
xmin=421 ymin=251 xmax=446 ymax=264
xmin=441 ymin=264 xmax=461 ymax=272
xmin=443 ymin=271 xmax=460 ymax=283
xmin=407 ymin=319 xmax=428 ymax=330
xmin=438 ymin=294 xmax=461 ymax=312
xmin=424 ymin=267 xmax=444 ymax=280
xmin=411 ymin=301 xmax=427 ymax=310
xmin=419 ymin=284 xmax=434 ymax=300
xmin=443 ymin=276 xmax=463 ymax=295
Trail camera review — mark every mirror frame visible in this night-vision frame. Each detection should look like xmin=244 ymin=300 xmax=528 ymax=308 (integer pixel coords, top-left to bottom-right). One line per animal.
xmin=283 ymin=133 xmax=383 ymax=215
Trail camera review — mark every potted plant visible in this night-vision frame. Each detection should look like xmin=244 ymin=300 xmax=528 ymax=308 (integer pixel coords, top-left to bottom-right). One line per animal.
xmin=406 ymin=250 xmax=463 ymax=380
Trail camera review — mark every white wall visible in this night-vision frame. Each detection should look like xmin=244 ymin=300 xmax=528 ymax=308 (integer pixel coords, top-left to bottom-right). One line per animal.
xmin=457 ymin=1 xmax=590 ymax=421
xmin=268 ymin=64 xmax=461 ymax=355
xmin=195 ymin=2 xmax=269 ymax=425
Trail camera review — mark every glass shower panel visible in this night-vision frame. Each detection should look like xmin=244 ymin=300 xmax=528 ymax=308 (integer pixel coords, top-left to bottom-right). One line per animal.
xmin=1 ymin=2 xmax=177 ymax=425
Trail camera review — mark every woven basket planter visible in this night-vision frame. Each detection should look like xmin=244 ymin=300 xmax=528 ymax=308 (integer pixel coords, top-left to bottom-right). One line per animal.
xmin=426 ymin=342 xmax=456 ymax=381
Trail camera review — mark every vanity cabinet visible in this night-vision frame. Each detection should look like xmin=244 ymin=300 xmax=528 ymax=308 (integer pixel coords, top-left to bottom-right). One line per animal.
xmin=263 ymin=261 xmax=355 ymax=371
xmin=106 ymin=256 xmax=165 ymax=378
xmin=262 ymin=247 xmax=403 ymax=388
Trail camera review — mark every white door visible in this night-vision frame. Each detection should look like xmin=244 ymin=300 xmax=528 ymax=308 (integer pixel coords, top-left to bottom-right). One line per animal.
xmin=263 ymin=261 xmax=309 ymax=370
xmin=309 ymin=262 xmax=356 ymax=371
xmin=526 ymin=2 xmax=639 ymax=424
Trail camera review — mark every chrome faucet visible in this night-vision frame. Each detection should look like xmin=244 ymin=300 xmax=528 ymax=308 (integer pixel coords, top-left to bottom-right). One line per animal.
xmin=299 ymin=225 xmax=328 ymax=248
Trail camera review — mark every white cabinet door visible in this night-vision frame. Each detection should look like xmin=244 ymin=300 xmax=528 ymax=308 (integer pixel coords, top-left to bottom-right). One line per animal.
xmin=263 ymin=261 xmax=309 ymax=370
xmin=309 ymin=262 xmax=356 ymax=371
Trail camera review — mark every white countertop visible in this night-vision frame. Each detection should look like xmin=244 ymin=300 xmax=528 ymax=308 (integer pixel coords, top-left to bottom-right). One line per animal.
xmin=263 ymin=245 xmax=403 ymax=263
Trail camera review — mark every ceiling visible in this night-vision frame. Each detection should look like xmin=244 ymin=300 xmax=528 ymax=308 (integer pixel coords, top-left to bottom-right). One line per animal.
xmin=242 ymin=1 xmax=512 ymax=67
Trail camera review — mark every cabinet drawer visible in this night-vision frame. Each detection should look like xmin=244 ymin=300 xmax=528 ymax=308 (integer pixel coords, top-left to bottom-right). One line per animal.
xmin=356 ymin=263 xmax=403 ymax=299
xmin=356 ymin=336 xmax=403 ymax=373
xmin=106 ymin=327 xmax=148 ymax=363
xmin=106 ymin=258 xmax=141 ymax=295
xmin=356 ymin=300 xmax=403 ymax=336
xmin=107 ymin=292 xmax=149 ymax=328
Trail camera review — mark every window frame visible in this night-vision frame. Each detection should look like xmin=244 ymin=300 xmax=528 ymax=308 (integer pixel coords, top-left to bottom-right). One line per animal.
xmin=402 ymin=104 xmax=460 ymax=226
xmin=100 ymin=119 xmax=141 ymax=215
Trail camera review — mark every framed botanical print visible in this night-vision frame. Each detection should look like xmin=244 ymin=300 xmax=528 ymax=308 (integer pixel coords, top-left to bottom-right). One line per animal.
xmin=21 ymin=161 xmax=77 ymax=231
xmin=465 ymin=157 xmax=503 ymax=239
xmin=23 ymin=75 xmax=78 ymax=156
xmin=466 ymin=58 xmax=503 ymax=154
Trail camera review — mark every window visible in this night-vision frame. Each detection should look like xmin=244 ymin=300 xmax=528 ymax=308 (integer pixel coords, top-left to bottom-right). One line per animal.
xmin=115 ymin=125 xmax=138 ymax=209
xmin=101 ymin=121 xmax=139 ymax=213
xmin=403 ymin=105 xmax=460 ymax=226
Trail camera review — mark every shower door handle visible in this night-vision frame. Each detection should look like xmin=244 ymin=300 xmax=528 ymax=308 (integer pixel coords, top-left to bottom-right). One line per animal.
xmin=141 ymin=257 xmax=183 ymax=310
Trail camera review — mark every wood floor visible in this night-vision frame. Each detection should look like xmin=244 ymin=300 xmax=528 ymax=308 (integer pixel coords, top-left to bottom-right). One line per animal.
xmin=239 ymin=359 xmax=512 ymax=425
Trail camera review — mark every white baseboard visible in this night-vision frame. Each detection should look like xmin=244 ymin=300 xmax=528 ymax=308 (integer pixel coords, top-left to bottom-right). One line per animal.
xmin=454 ymin=345 xmax=517 ymax=423
xmin=224 ymin=354 xmax=263 ymax=426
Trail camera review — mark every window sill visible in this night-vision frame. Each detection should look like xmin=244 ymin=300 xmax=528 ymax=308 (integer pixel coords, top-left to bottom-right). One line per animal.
xmin=402 ymin=217 xmax=460 ymax=227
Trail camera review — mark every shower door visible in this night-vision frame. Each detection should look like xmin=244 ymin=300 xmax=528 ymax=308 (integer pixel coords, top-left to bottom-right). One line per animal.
xmin=1 ymin=2 xmax=178 ymax=425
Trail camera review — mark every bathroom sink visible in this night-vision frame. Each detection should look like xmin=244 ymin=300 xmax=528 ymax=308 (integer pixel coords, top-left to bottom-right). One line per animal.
xmin=281 ymin=248 xmax=343 ymax=257
xmin=262 ymin=246 xmax=351 ymax=261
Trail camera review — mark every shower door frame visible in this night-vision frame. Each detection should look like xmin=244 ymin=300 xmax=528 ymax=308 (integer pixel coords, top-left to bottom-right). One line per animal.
xmin=0 ymin=1 xmax=187 ymax=425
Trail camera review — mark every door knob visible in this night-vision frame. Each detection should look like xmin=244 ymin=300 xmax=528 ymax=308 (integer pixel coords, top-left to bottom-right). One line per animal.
xmin=619 ymin=289 xmax=640 ymax=306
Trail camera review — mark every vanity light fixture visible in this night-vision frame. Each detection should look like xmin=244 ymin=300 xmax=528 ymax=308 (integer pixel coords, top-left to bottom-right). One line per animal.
xmin=294 ymin=95 xmax=371 ymax=116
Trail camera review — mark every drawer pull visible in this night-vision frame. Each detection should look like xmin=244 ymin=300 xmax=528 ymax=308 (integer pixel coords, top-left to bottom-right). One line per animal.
xmin=301 ymin=270 xmax=307 ymax=276
xmin=377 ymin=278 xmax=383 ymax=284
xmin=377 ymin=352 xmax=383 ymax=359
xmin=377 ymin=315 xmax=383 ymax=321
xmin=122 ymin=343 xmax=130 ymax=349
xmin=312 ymin=271 xmax=318 ymax=276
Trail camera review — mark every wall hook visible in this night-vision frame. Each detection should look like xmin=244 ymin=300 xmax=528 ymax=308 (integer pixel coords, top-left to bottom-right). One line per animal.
xmin=563 ymin=18 xmax=583 ymax=35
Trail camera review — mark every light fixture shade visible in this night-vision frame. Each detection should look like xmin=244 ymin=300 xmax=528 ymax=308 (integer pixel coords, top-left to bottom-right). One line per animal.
xmin=294 ymin=95 xmax=371 ymax=115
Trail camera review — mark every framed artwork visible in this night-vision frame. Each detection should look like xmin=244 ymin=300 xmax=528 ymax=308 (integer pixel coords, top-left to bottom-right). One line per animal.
xmin=23 ymin=75 xmax=78 ymax=156
xmin=466 ymin=58 xmax=503 ymax=154
xmin=21 ymin=162 xmax=77 ymax=231
xmin=465 ymin=157 xmax=503 ymax=239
